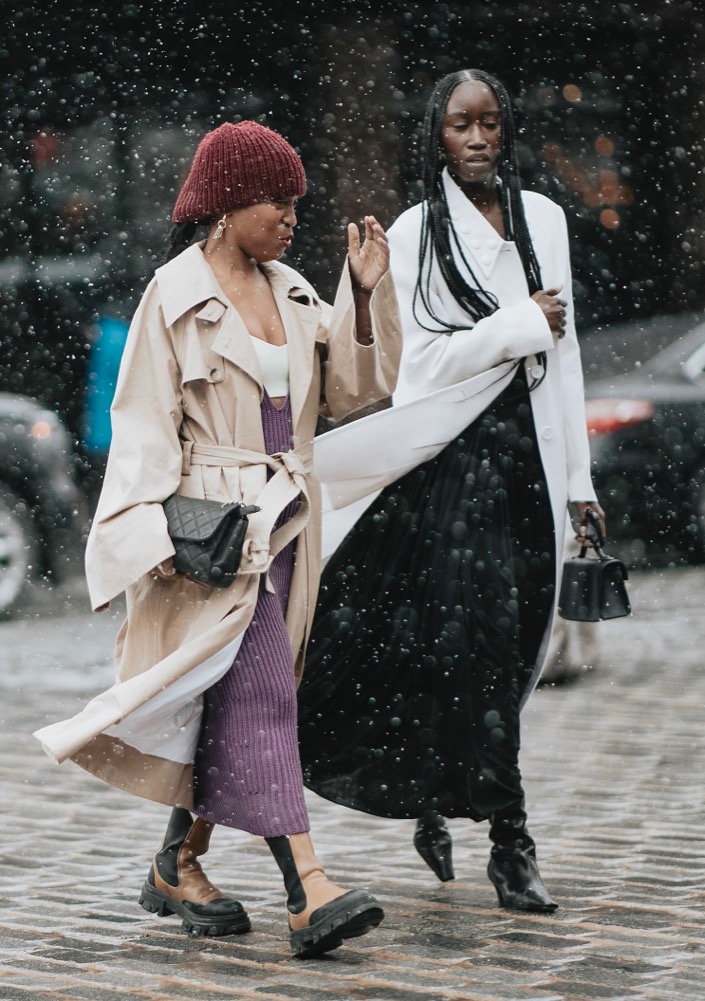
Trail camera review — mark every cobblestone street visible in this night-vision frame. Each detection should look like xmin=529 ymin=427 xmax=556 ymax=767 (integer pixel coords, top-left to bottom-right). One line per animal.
xmin=1 ymin=565 xmax=705 ymax=1000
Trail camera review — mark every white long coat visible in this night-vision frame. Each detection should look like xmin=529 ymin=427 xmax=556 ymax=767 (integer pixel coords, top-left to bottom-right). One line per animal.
xmin=313 ymin=170 xmax=597 ymax=696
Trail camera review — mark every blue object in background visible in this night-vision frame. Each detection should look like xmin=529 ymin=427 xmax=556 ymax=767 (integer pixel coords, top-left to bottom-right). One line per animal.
xmin=82 ymin=314 xmax=129 ymax=454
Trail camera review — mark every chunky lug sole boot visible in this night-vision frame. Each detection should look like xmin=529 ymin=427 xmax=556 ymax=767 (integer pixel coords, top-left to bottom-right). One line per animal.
xmin=413 ymin=810 xmax=455 ymax=882
xmin=266 ymin=833 xmax=384 ymax=959
xmin=139 ymin=807 xmax=251 ymax=936
xmin=487 ymin=801 xmax=558 ymax=913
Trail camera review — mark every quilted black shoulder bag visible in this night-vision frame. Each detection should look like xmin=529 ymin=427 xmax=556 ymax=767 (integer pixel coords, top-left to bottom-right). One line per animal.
xmin=163 ymin=494 xmax=261 ymax=588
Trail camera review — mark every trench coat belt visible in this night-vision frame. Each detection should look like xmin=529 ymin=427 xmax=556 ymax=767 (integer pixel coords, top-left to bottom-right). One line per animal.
xmin=182 ymin=441 xmax=311 ymax=588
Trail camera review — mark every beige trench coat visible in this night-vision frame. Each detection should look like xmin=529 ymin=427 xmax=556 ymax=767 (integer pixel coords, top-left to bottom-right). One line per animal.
xmin=34 ymin=242 xmax=401 ymax=808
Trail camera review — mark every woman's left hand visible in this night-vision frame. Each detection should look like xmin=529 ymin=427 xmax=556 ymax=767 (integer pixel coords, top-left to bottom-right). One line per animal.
xmin=573 ymin=501 xmax=607 ymax=547
xmin=348 ymin=215 xmax=389 ymax=291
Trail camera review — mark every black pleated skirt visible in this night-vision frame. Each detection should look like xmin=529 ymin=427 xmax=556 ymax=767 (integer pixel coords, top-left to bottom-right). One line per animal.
xmin=297 ymin=368 xmax=556 ymax=822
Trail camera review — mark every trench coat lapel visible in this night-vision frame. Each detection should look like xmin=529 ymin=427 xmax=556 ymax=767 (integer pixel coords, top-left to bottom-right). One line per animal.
xmin=263 ymin=263 xmax=320 ymax=432
xmin=156 ymin=242 xmax=264 ymax=388
xmin=157 ymin=245 xmax=320 ymax=422
xmin=157 ymin=242 xmax=227 ymax=327
xmin=209 ymin=305 xmax=263 ymax=390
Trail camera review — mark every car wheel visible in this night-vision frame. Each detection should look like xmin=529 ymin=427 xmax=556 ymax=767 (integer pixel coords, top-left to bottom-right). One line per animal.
xmin=0 ymin=483 xmax=39 ymax=618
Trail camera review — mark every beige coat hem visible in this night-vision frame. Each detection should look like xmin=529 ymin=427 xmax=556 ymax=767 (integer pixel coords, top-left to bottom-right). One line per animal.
xmin=72 ymin=735 xmax=193 ymax=808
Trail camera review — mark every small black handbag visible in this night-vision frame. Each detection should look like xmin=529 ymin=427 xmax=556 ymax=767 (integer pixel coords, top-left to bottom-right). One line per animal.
xmin=163 ymin=494 xmax=260 ymax=588
xmin=558 ymin=510 xmax=631 ymax=622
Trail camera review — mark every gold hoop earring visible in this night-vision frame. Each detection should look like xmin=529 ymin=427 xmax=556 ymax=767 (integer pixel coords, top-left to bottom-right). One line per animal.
xmin=213 ymin=214 xmax=227 ymax=240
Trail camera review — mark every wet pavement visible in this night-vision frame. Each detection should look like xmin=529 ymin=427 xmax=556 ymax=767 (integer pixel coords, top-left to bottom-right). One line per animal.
xmin=1 ymin=564 xmax=705 ymax=1000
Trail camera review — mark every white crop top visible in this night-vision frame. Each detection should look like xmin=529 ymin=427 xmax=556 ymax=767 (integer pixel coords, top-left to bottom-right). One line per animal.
xmin=250 ymin=336 xmax=289 ymax=397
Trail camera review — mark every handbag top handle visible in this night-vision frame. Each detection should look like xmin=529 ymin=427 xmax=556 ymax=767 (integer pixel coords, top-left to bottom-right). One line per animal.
xmin=578 ymin=508 xmax=606 ymax=560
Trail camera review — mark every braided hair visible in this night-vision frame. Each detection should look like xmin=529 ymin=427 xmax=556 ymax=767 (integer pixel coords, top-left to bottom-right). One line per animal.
xmin=415 ymin=69 xmax=543 ymax=334
xmin=164 ymin=221 xmax=208 ymax=262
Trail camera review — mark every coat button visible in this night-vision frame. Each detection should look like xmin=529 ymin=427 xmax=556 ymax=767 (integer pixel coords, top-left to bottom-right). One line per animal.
xmin=209 ymin=367 xmax=224 ymax=383
xmin=541 ymin=427 xmax=554 ymax=440
xmin=530 ymin=364 xmax=544 ymax=380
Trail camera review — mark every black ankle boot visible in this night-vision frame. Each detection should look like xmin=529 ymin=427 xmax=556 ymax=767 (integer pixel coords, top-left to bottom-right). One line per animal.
xmin=413 ymin=810 xmax=455 ymax=882
xmin=139 ymin=807 xmax=251 ymax=936
xmin=487 ymin=802 xmax=557 ymax=913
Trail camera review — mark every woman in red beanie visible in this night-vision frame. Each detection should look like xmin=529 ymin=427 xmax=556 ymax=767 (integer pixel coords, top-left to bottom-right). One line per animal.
xmin=34 ymin=120 xmax=402 ymax=958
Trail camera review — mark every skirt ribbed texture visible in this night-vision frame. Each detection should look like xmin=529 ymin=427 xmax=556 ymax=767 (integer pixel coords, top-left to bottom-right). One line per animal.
xmin=298 ymin=368 xmax=556 ymax=822
xmin=193 ymin=393 xmax=309 ymax=837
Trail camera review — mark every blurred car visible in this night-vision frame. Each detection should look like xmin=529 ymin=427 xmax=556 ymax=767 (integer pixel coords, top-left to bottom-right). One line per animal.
xmin=0 ymin=392 xmax=84 ymax=617
xmin=580 ymin=310 xmax=705 ymax=563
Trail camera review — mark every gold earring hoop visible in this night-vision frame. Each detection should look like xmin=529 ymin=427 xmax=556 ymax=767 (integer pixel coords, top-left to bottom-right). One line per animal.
xmin=213 ymin=214 xmax=227 ymax=240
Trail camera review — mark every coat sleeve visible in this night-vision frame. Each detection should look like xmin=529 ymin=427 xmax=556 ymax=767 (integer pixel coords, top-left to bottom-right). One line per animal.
xmin=317 ymin=262 xmax=403 ymax=423
xmin=84 ymin=281 xmax=184 ymax=610
xmin=387 ymin=210 xmax=555 ymax=404
xmin=552 ymin=207 xmax=597 ymax=502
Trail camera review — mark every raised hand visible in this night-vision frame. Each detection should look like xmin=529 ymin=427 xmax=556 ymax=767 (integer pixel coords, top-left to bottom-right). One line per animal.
xmin=347 ymin=215 xmax=389 ymax=292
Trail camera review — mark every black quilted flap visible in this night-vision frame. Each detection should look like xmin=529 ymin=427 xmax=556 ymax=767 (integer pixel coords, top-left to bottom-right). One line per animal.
xmin=164 ymin=494 xmax=242 ymax=543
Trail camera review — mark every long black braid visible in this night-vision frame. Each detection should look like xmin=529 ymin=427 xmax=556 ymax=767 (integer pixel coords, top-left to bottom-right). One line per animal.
xmin=415 ymin=69 xmax=543 ymax=335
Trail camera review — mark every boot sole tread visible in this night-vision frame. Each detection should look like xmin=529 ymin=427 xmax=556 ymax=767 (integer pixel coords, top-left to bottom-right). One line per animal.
xmin=138 ymin=881 xmax=252 ymax=936
xmin=291 ymin=890 xmax=385 ymax=959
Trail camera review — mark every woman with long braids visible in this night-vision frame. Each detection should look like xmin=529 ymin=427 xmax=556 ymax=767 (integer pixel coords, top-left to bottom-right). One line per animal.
xmin=298 ymin=70 xmax=605 ymax=912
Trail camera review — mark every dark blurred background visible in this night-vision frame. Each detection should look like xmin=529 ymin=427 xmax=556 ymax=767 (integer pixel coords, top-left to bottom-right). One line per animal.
xmin=1 ymin=0 xmax=704 ymax=496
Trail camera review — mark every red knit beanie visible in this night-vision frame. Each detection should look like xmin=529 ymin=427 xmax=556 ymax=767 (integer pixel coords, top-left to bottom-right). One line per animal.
xmin=172 ymin=121 xmax=307 ymax=223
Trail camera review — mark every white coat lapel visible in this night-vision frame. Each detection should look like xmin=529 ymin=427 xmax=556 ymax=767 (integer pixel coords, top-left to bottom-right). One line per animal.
xmin=442 ymin=169 xmax=506 ymax=281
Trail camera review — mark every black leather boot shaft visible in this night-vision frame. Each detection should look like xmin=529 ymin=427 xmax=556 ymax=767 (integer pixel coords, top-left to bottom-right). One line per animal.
xmin=487 ymin=800 xmax=557 ymax=912
xmin=488 ymin=799 xmax=536 ymax=856
xmin=155 ymin=807 xmax=195 ymax=887
xmin=414 ymin=810 xmax=455 ymax=881
xmin=265 ymin=835 xmax=307 ymax=915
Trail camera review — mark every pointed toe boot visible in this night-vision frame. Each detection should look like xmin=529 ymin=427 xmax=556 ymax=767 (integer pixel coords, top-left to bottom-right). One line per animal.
xmin=487 ymin=847 xmax=558 ymax=913
xmin=487 ymin=801 xmax=557 ymax=913
xmin=413 ymin=810 xmax=455 ymax=882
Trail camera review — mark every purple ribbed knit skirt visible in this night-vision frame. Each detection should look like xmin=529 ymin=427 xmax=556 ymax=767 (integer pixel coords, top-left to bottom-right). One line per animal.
xmin=193 ymin=394 xmax=310 ymax=837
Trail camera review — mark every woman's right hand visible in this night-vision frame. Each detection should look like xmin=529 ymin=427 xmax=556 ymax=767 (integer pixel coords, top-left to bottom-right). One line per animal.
xmin=532 ymin=286 xmax=567 ymax=338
